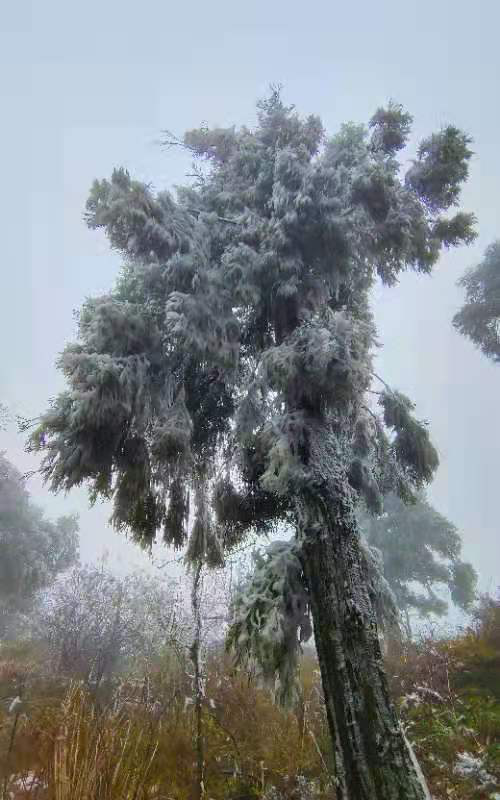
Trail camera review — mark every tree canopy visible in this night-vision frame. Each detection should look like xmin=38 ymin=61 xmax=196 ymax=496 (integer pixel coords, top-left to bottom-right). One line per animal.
xmin=454 ymin=240 xmax=500 ymax=362
xmin=30 ymin=93 xmax=475 ymax=559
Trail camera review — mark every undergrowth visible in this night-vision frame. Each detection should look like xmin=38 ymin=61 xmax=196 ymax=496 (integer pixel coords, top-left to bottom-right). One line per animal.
xmin=0 ymin=595 xmax=498 ymax=799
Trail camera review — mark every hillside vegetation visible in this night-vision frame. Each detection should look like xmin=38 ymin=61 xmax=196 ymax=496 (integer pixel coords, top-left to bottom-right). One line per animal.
xmin=0 ymin=582 xmax=498 ymax=800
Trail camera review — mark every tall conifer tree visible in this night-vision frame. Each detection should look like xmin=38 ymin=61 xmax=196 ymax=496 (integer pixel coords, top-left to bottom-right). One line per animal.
xmin=31 ymin=90 xmax=475 ymax=798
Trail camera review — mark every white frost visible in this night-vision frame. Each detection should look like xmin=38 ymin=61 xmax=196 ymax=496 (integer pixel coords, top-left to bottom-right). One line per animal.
xmin=454 ymin=751 xmax=495 ymax=786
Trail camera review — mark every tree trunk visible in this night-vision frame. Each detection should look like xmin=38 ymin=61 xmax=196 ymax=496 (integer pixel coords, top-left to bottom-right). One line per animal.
xmin=190 ymin=562 xmax=205 ymax=800
xmin=404 ymin=608 xmax=413 ymax=640
xmin=296 ymin=426 xmax=430 ymax=800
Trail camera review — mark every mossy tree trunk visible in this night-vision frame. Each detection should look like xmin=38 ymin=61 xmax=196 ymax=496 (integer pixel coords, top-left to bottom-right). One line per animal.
xmin=296 ymin=425 xmax=430 ymax=800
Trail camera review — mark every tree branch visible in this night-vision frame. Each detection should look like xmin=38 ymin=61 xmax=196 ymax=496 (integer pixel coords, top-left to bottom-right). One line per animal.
xmin=186 ymin=207 xmax=240 ymax=226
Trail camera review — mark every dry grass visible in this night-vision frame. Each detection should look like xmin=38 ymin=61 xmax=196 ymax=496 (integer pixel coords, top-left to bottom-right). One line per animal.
xmin=1 ymin=613 xmax=498 ymax=800
xmin=50 ymin=686 xmax=160 ymax=800
xmin=0 ymin=653 xmax=333 ymax=800
xmin=1 ymin=685 xmax=161 ymax=800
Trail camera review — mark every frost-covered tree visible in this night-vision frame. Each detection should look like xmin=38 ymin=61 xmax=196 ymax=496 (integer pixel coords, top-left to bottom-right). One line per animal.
xmin=0 ymin=452 xmax=79 ymax=637
xmin=359 ymin=492 xmax=477 ymax=636
xmin=30 ymin=91 xmax=475 ymax=799
xmin=453 ymin=240 xmax=500 ymax=362
xmin=41 ymin=566 xmax=183 ymax=686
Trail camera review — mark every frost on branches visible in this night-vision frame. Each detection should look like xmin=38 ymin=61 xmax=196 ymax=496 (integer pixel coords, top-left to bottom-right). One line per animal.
xmin=31 ymin=88 xmax=475 ymax=799
xmin=226 ymin=536 xmax=396 ymax=706
xmin=226 ymin=540 xmax=311 ymax=706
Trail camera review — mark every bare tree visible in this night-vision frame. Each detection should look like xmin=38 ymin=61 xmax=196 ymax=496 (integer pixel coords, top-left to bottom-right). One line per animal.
xmin=40 ymin=566 xmax=184 ymax=688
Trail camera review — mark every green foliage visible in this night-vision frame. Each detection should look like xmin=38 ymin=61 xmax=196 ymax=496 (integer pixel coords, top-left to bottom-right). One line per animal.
xmin=359 ymin=492 xmax=477 ymax=624
xmin=454 ymin=240 xmax=500 ymax=362
xmin=450 ymin=562 xmax=478 ymax=611
xmin=406 ymin=127 xmax=474 ymax=212
xmin=163 ymin=475 xmax=190 ymax=549
xmin=432 ymin=212 xmax=477 ymax=249
xmin=212 ymin=476 xmax=288 ymax=548
xmin=379 ymin=390 xmax=439 ymax=490
xmin=186 ymin=477 xmax=224 ymax=567
xmin=369 ymin=100 xmax=413 ymax=155
xmin=387 ymin=594 xmax=500 ymax=797
xmin=452 ymin=593 xmax=500 ymax=700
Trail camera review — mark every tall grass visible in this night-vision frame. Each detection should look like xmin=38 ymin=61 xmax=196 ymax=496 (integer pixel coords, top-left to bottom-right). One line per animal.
xmin=2 ymin=604 xmax=498 ymax=800
xmin=49 ymin=686 xmax=160 ymax=800
xmin=1 ymin=684 xmax=162 ymax=800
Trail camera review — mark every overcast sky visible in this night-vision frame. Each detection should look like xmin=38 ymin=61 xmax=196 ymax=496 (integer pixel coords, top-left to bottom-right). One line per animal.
xmin=1 ymin=0 xmax=499 ymax=590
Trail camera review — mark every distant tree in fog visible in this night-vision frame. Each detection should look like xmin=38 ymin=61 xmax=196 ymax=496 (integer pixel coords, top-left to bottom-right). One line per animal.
xmin=358 ymin=492 xmax=477 ymax=635
xmin=41 ymin=565 xmax=185 ymax=687
xmin=0 ymin=452 xmax=79 ymax=638
xmin=454 ymin=240 xmax=500 ymax=362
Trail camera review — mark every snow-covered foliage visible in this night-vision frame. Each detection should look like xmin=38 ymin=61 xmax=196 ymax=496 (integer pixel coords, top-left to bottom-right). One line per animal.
xmin=226 ymin=534 xmax=396 ymax=708
xmin=30 ymin=91 xmax=475 ymax=782
xmin=454 ymin=751 xmax=495 ymax=787
xmin=0 ymin=402 xmax=8 ymax=431
xmin=39 ymin=566 xmax=186 ymax=684
xmin=262 ymin=776 xmax=323 ymax=800
xmin=359 ymin=538 xmax=399 ymax=631
xmin=405 ymin=127 xmax=473 ymax=212
xmin=31 ymin=91 xmax=474 ymax=563
xmin=226 ymin=540 xmax=311 ymax=705
xmin=379 ymin=390 xmax=438 ymax=488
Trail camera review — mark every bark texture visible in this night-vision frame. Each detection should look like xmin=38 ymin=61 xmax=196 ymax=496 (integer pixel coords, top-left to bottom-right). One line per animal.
xmin=297 ymin=425 xmax=430 ymax=800
xmin=190 ymin=563 xmax=205 ymax=800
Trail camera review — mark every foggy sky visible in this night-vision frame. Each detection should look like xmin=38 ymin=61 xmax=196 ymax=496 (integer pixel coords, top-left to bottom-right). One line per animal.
xmin=1 ymin=1 xmax=499 ymax=589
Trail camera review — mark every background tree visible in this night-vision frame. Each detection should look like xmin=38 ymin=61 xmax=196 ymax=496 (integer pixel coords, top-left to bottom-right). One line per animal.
xmin=41 ymin=565 xmax=185 ymax=688
xmin=453 ymin=240 xmax=500 ymax=362
xmin=30 ymin=91 xmax=475 ymax=799
xmin=453 ymin=589 xmax=500 ymax=700
xmin=358 ymin=492 xmax=477 ymax=636
xmin=0 ymin=453 xmax=79 ymax=638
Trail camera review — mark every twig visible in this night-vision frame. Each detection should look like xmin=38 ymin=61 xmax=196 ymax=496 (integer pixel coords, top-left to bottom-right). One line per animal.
xmin=372 ymin=372 xmax=393 ymax=393
xmin=308 ymin=728 xmax=331 ymax=777
xmin=2 ymin=709 xmax=21 ymax=800
xmin=361 ymin=404 xmax=379 ymax=425
xmin=185 ymin=207 xmax=240 ymax=226
xmin=204 ymin=704 xmax=241 ymax=759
